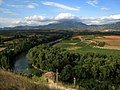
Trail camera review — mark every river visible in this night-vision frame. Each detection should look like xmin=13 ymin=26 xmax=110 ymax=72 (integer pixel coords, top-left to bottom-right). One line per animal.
xmin=14 ymin=52 xmax=30 ymax=73
xmin=13 ymin=39 xmax=62 ymax=74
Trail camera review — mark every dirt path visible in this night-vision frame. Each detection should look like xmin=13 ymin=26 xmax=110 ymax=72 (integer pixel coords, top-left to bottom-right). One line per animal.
xmin=47 ymin=81 xmax=76 ymax=90
xmin=32 ymin=64 xmax=46 ymax=73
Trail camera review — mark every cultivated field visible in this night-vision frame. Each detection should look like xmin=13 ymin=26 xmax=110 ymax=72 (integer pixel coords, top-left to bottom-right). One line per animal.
xmin=94 ymin=36 xmax=120 ymax=50
xmin=54 ymin=35 xmax=120 ymax=55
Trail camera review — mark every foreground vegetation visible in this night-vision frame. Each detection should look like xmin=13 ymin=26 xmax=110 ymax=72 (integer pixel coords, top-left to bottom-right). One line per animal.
xmin=28 ymin=44 xmax=120 ymax=90
xmin=0 ymin=69 xmax=52 ymax=90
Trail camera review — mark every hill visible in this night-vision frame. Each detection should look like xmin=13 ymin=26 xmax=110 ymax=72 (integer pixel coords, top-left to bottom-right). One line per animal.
xmin=43 ymin=20 xmax=87 ymax=30
xmin=0 ymin=21 xmax=120 ymax=31
xmin=0 ymin=69 xmax=51 ymax=90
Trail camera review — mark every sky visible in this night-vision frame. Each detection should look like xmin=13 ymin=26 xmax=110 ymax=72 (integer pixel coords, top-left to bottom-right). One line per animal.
xmin=0 ymin=0 xmax=120 ymax=27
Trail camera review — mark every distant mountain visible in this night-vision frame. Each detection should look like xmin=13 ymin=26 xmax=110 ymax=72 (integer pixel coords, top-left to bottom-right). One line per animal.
xmin=42 ymin=20 xmax=87 ymax=30
xmin=0 ymin=20 xmax=120 ymax=31
xmin=88 ymin=22 xmax=120 ymax=30
xmin=101 ymin=22 xmax=120 ymax=29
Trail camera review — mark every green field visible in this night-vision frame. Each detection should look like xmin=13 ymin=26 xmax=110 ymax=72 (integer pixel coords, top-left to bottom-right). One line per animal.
xmin=54 ymin=35 xmax=120 ymax=55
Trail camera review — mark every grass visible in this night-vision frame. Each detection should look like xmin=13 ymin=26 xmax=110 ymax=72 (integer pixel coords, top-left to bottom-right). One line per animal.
xmin=0 ymin=69 xmax=52 ymax=90
xmin=61 ymin=38 xmax=81 ymax=43
xmin=54 ymin=43 xmax=75 ymax=49
xmin=76 ymin=45 xmax=120 ymax=56
xmin=75 ymin=42 xmax=87 ymax=47
xmin=83 ymin=35 xmax=95 ymax=40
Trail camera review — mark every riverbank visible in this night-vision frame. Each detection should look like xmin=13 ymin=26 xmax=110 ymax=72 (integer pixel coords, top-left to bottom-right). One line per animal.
xmin=13 ymin=38 xmax=63 ymax=73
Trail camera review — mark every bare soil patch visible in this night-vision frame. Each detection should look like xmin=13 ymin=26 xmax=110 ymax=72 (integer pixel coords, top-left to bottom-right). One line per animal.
xmin=104 ymin=36 xmax=120 ymax=39
xmin=72 ymin=36 xmax=83 ymax=41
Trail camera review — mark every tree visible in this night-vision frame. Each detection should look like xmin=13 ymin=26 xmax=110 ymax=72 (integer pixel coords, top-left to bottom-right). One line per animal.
xmin=60 ymin=64 xmax=73 ymax=82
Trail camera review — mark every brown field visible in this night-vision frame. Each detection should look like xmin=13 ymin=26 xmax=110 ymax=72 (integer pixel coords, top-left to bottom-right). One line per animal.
xmin=104 ymin=36 xmax=120 ymax=39
xmin=94 ymin=36 xmax=120 ymax=50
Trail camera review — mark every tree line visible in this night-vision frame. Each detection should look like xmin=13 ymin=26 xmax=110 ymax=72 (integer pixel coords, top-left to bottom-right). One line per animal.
xmin=0 ymin=34 xmax=64 ymax=69
xmin=28 ymin=44 xmax=120 ymax=90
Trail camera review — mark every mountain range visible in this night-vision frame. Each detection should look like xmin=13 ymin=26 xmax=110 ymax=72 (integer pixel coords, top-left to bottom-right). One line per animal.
xmin=0 ymin=20 xmax=120 ymax=31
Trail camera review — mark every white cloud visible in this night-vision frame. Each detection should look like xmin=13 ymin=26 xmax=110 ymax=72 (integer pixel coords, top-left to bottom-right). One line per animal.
xmin=82 ymin=14 xmax=120 ymax=25
xmin=1 ymin=14 xmax=120 ymax=27
xmin=25 ymin=15 xmax=47 ymax=21
xmin=7 ymin=5 xmax=24 ymax=8
xmin=42 ymin=1 xmax=79 ymax=11
xmin=100 ymin=7 xmax=110 ymax=10
xmin=17 ymin=15 xmax=54 ymax=26
xmin=0 ymin=8 xmax=18 ymax=15
xmin=54 ymin=13 xmax=77 ymax=20
xmin=101 ymin=14 xmax=120 ymax=20
xmin=0 ymin=0 xmax=4 ymax=5
xmin=27 ymin=5 xmax=35 ymax=9
xmin=87 ymin=0 xmax=98 ymax=7
xmin=8 ymin=3 xmax=38 ymax=9
xmin=0 ymin=18 xmax=21 ymax=28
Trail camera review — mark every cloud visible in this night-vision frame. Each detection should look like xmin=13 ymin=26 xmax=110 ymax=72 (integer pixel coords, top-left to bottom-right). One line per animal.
xmin=0 ymin=0 xmax=4 ymax=5
xmin=1 ymin=13 xmax=120 ymax=27
xmin=100 ymin=7 xmax=110 ymax=10
xmin=8 ymin=5 xmax=24 ymax=8
xmin=42 ymin=1 xmax=79 ymax=11
xmin=0 ymin=8 xmax=18 ymax=15
xmin=17 ymin=15 xmax=54 ymax=26
xmin=0 ymin=13 xmax=78 ymax=27
xmin=25 ymin=15 xmax=47 ymax=21
xmin=0 ymin=18 xmax=21 ymax=28
xmin=54 ymin=13 xmax=77 ymax=20
xmin=82 ymin=14 xmax=120 ymax=25
xmin=8 ymin=3 xmax=38 ymax=9
xmin=24 ymin=14 xmax=120 ymax=25
xmin=87 ymin=0 xmax=110 ymax=11
xmin=101 ymin=14 xmax=120 ymax=20
xmin=87 ymin=0 xmax=98 ymax=7
xmin=27 ymin=5 xmax=35 ymax=9
xmin=19 ymin=13 xmax=78 ymax=26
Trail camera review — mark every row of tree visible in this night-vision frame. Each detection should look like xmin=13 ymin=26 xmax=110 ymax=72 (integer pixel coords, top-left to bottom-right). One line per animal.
xmin=28 ymin=45 xmax=120 ymax=89
xmin=0 ymin=34 xmax=64 ymax=69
